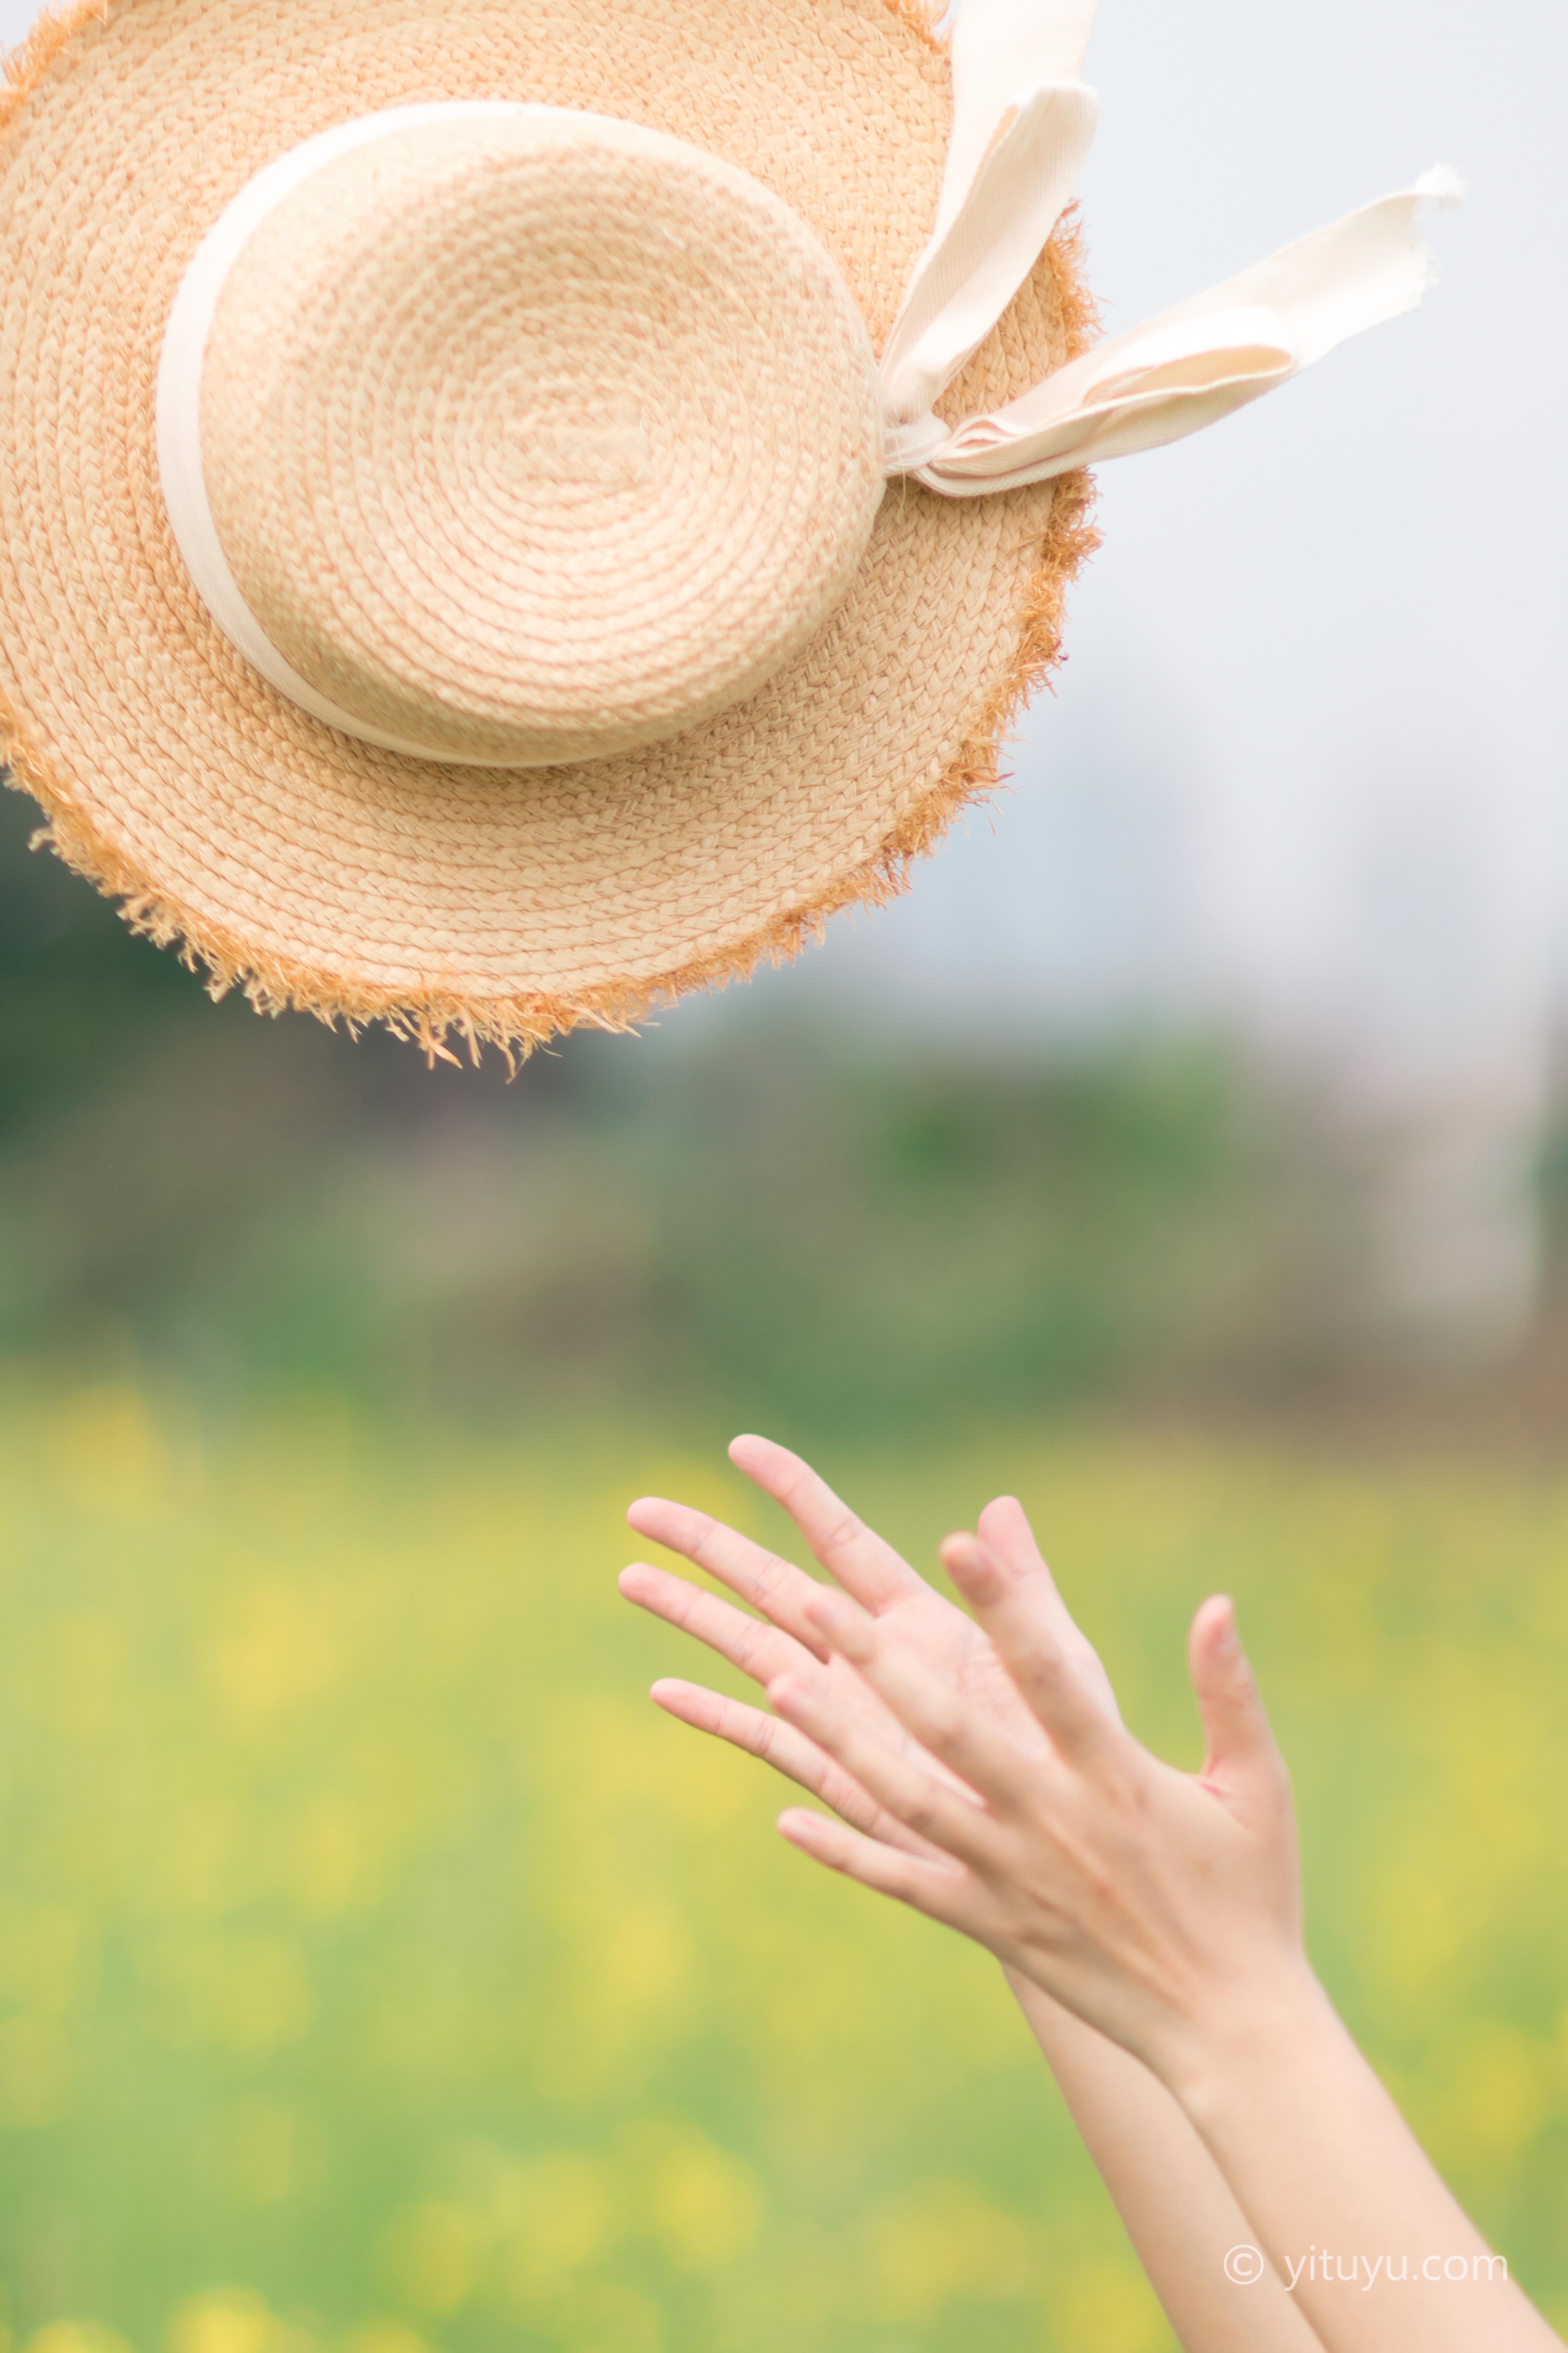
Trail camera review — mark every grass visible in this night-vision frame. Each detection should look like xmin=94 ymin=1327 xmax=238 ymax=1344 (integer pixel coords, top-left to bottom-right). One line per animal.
xmin=0 ymin=1384 xmax=1565 ymax=2353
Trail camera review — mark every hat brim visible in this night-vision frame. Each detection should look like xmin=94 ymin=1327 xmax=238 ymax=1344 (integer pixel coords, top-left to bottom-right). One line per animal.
xmin=0 ymin=0 xmax=1096 ymax=1061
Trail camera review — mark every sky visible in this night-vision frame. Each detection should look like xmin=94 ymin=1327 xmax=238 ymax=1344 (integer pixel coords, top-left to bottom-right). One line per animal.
xmin=2 ymin=0 xmax=1562 ymax=1097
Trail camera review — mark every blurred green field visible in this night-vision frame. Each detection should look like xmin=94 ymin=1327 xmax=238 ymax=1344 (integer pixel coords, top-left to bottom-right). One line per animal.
xmin=0 ymin=1386 xmax=1566 ymax=2353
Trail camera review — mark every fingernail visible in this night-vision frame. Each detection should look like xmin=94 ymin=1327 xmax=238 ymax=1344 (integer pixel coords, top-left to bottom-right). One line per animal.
xmin=944 ymin=1535 xmax=997 ymax=1592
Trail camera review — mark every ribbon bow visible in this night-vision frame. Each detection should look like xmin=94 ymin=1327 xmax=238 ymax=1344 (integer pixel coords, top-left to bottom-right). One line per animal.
xmin=882 ymin=0 xmax=1462 ymax=494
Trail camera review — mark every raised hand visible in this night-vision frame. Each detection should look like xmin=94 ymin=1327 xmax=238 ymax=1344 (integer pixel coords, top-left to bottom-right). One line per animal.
xmin=764 ymin=1535 xmax=1308 ymax=2085
xmin=619 ymin=1432 xmax=1119 ymax=1859
xmin=622 ymin=1432 xmax=1305 ymax=2078
xmin=623 ymin=1440 xmax=1335 ymax=2353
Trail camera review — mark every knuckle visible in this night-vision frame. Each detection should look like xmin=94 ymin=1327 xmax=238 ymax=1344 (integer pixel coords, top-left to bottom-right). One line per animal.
xmin=820 ymin=1508 xmax=863 ymax=1558
xmin=1084 ymin=1861 xmax=1118 ymax=1910
xmin=903 ymin=1790 xmax=945 ymax=1841
xmin=688 ymin=1511 xmax=722 ymax=1561
xmin=1023 ymin=1638 xmax=1069 ymax=1687
xmin=921 ymin=1697 xmax=964 ymax=1749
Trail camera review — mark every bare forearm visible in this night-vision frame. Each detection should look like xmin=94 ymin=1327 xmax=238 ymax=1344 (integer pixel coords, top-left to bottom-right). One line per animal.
xmin=1165 ymin=1970 xmax=1561 ymax=2353
xmin=1008 ymin=1971 xmax=1324 ymax=2353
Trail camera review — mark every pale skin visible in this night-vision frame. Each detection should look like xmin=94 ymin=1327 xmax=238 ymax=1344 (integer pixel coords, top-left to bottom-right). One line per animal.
xmin=620 ymin=1435 xmax=1563 ymax=2353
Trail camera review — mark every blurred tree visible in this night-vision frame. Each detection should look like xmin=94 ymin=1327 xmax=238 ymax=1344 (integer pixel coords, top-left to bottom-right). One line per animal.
xmin=0 ymin=781 xmax=228 ymax=1137
xmin=0 ymin=777 xmax=1427 ymax=1439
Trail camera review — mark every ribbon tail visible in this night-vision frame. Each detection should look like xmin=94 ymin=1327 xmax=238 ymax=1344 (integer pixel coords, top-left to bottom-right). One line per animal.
xmin=881 ymin=81 xmax=1100 ymax=445
xmin=880 ymin=0 xmax=1103 ymax=440
xmin=910 ymin=168 xmax=1465 ymax=495
xmin=939 ymin=0 xmax=1100 ymax=232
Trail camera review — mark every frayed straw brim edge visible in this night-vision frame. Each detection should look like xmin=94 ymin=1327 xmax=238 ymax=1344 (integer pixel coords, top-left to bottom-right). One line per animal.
xmin=0 ymin=0 xmax=1100 ymax=1071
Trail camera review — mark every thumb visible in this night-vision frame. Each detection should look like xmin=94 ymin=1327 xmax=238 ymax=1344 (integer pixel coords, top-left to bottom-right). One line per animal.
xmin=1188 ymin=1596 xmax=1284 ymax=1800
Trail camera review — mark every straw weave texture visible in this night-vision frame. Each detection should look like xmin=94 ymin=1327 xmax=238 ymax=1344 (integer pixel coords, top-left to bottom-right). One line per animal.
xmin=204 ymin=113 xmax=887 ymax=765
xmin=0 ymin=0 xmax=1098 ymax=1061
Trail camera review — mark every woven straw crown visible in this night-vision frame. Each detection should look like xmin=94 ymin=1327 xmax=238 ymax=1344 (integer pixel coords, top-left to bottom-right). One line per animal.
xmin=0 ymin=0 xmax=1453 ymax=1062
xmin=186 ymin=107 xmax=887 ymax=767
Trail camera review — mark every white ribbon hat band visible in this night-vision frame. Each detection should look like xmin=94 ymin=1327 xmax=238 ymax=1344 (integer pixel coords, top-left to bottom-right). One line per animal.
xmin=157 ymin=0 xmax=1461 ymax=761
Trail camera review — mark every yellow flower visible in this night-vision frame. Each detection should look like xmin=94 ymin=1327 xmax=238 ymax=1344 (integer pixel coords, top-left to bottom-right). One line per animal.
xmin=168 ymin=2295 xmax=282 ymax=2353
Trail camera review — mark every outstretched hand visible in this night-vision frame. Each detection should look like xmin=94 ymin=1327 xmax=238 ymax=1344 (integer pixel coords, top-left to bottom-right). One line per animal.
xmin=621 ymin=1436 xmax=1307 ymax=2089
xmin=620 ymin=1431 xmax=1117 ymax=1862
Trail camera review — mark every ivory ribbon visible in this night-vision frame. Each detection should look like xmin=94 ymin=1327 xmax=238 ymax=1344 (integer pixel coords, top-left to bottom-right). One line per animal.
xmin=884 ymin=0 xmax=1462 ymax=494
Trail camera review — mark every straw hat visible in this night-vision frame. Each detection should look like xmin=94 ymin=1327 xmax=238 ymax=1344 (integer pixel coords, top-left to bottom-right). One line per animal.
xmin=0 ymin=0 xmax=1454 ymax=1060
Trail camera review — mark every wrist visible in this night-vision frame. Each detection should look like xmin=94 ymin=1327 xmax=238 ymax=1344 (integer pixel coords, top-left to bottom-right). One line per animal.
xmin=1154 ymin=1953 xmax=1343 ymax=2123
